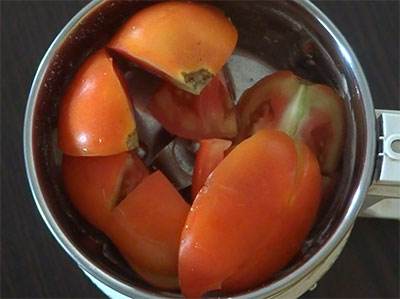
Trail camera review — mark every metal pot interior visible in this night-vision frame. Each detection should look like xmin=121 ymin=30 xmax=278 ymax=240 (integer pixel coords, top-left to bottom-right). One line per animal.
xmin=28 ymin=0 xmax=373 ymax=297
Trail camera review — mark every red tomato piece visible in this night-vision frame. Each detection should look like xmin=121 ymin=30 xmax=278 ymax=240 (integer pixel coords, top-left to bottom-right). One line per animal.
xmin=149 ymin=72 xmax=237 ymax=141
xmin=296 ymin=84 xmax=346 ymax=174
xmin=236 ymin=70 xmax=345 ymax=174
xmin=58 ymin=48 xmax=137 ymax=156
xmin=107 ymin=171 xmax=190 ymax=290
xmin=179 ymin=129 xmax=321 ymax=297
xmin=62 ymin=151 xmax=149 ymax=232
xmin=108 ymin=1 xmax=238 ymax=95
xmin=191 ymin=138 xmax=232 ymax=201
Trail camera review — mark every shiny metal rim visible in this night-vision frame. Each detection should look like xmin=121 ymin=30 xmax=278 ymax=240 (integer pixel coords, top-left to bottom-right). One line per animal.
xmin=23 ymin=0 xmax=376 ymax=298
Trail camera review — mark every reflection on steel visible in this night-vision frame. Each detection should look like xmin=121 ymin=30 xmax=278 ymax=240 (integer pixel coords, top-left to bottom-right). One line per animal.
xmin=122 ymin=65 xmax=174 ymax=165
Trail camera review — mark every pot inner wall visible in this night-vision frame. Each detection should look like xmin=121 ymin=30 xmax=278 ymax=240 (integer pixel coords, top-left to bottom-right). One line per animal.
xmin=30 ymin=1 xmax=369 ymax=297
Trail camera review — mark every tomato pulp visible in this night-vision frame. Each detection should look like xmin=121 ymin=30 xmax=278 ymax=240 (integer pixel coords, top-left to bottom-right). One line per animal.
xmin=150 ymin=72 xmax=237 ymax=141
xmin=236 ymin=71 xmax=345 ymax=175
xmin=179 ymin=129 xmax=322 ymax=297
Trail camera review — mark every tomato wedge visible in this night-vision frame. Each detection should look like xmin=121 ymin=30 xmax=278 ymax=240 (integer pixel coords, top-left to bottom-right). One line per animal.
xmin=149 ymin=72 xmax=237 ymax=141
xmin=191 ymin=138 xmax=232 ymax=201
xmin=108 ymin=1 xmax=238 ymax=95
xmin=62 ymin=151 xmax=149 ymax=232
xmin=58 ymin=49 xmax=137 ymax=156
xmin=236 ymin=70 xmax=345 ymax=174
xmin=108 ymin=171 xmax=190 ymax=290
xmin=179 ymin=129 xmax=321 ymax=297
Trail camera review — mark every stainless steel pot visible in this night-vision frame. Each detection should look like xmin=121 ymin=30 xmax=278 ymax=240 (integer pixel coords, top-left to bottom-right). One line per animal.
xmin=23 ymin=1 xmax=400 ymax=298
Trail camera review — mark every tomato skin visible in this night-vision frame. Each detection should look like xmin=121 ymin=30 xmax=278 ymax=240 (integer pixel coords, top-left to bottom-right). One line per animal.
xmin=108 ymin=1 xmax=238 ymax=95
xmin=179 ymin=129 xmax=321 ymax=297
xmin=58 ymin=49 xmax=137 ymax=156
xmin=191 ymin=138 xmax=232 ymax=201
xmin=236 ymin=70 xmax=345 ymax=174
xmin=150 ymin=72 xmax=237 ymax=141
xmin=62 ymin=151 xmax=149 ymax=232
xmin=107 ymin=171 xmax=190 ymax=290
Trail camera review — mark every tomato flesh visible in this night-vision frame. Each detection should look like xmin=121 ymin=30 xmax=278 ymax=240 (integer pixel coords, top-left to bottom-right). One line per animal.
xmin=191 ymin=138 xmax=232 ymax=201
xmin=108 ymin=1 xmax=238 ymax=95
xmin=150 ymin=72 xmax=237 ymax=141
xmin=62 ymin=151 xmax=149 ymax=232
xmin=108 ymin=171 xmax=190 ymax=290
xmin=236 ymin=70 xmax=345 ymax=174
xmin=58 ymin=49 xmax=137 ymax=156
xmin=179 ymin=129 xmax=321 ymax=297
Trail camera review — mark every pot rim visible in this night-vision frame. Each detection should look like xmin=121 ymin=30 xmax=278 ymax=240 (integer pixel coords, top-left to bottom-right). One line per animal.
xmin=23 ymin=0 xmax=376 ymax=298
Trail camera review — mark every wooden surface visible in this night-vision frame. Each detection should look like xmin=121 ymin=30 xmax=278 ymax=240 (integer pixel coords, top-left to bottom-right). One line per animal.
xmin=1 ymin=1 xmax=399 ymax=298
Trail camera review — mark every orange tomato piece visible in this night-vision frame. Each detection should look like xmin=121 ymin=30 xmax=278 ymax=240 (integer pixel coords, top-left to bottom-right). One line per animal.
xmin=191 ymin=138 xmax=232 ymax=201
xmin=179 ymin=129 xmax=321 ymax=297
xmin=62 ymin=151 xmax=149 ymax=232
xmin=108 ymin=2 xmax=238 ymax=95
xmin=235 ymin=71 xmax=294 ymax=142
xmin=296 ymin=84 xmax=346 ymax=174
xmin=58 ymin=48 xmax=137 ymax=156
xmin=150 ymin=72 xmax=237 ymax=141
xmin=236 ymin=71 xmax=345 ymax=175
xmin=108 ymin=171 xmax=190 ymax=290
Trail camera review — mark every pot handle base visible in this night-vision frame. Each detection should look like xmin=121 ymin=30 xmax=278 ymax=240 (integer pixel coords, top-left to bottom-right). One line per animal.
xmin=361 ymin=110 xmax=400 ymax=220
xmin=359 ymin=198 xmax=399 ymax=220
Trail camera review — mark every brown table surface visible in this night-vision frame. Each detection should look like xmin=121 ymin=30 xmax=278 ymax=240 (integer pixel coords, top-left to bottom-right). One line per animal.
xmin=1 ymin=1 xmax=399 ymax=298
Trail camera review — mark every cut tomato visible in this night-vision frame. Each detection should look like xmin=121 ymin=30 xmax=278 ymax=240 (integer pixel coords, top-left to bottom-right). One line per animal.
xmin=150 ymin=72 xmax=237 ymax=141
xmin=108 ymin=171 xmax=190 ymax=290
xmin=295 ymin=84 xmax=346 ymax=174
xmin=108 ymin=1 xmax=238 ymax=95
xmin=179 ymin=129 xmax=321 ymax=297
xmin=62 ymin=151 xmax=149 ymax=232
xmin=58 ymin=48 xmax=137 ymax=156
xmin=236 ymin=70 xmax=345 ymax=174
xmin=191 ymin=138 xmax=232 ymax=201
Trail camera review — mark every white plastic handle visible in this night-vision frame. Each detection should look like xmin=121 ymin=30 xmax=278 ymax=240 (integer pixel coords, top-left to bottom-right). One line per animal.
xmin=361 ymin=110 xmax=400 ymax=220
